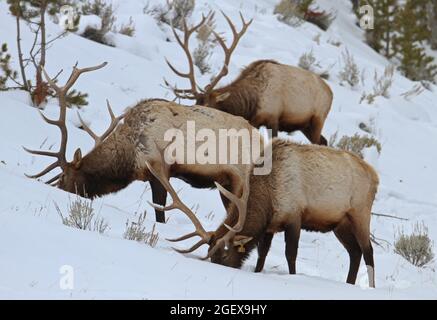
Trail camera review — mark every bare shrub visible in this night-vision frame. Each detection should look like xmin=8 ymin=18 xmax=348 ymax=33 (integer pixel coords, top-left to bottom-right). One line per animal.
xmin=298 ymin=50 xmax=331 ymax=79
xmin=124 ymin=212 xmax=159 ymax=247
xmin=192 ymin=14 xmax=216 ymax=74
xmin=116 ymin=16 xmax=136 ymax=37
xmin=361 ymin=65 xmax=395 ymax=104
xmin=305 ymin=10 xmax=336 ymax=31
xmin=395 ymin=222 xmax=434 ymax=267
xmin=274 ymin=0 xmax=305 ymax=27
xmin=193 ymin=45 xmax=211 ymax=74
xmin=329 ymin=132 xmax=381 ymax=159
xmin=298 ymin=50 xmax=318 ymax=71
xmin=338 ymin=49 xmax=360 ymax=87
xmin=148 ymin=0 xmax=195 ymax=30
xmin=401 ymin=84 xmax=425 ymax=101
xmin=274 ymin=0 xmax=335 ymax=30
xmin=80 ymin=0 xmax=116 ymax=46
xmin=373 ymin=65 xmax=395 ymax=98
xmin=54 ymin=196 xmax=109 ymax=234
xmin=170 ymin=0 xmax=195 ymax=29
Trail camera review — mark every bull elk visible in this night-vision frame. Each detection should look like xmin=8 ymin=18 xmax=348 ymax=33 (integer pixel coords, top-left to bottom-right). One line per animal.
xmin=150 ymin=139 xmax=379 ymax=287
xmin=24 ymin=62 xmax=263 ymax=225
xmin=166 ymin=13 xmax=333 ymax=145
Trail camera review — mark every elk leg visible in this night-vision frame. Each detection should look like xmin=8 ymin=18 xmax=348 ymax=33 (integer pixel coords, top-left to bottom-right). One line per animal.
xmin=334 ymin=221 xmax=362 ymax=285
xmin=269 ymin=121 xmax=279 ymax=139
xmin=350 ymin=213 xmax=375 ymax=288
xmin=302 ymin=117 xmax=325 ymax=145
xmin=150 ymin=176 xmax=168 ymax=223
xmin=254 ymin=232 xmax=274 ymax=273
xmin=362 ymin=242 xmax=375 ymax=288
xmin=284 ymin=222 xmax=301 ymax=274
xmin=319 ymin=134 xmax=328 ymax=146
xmin=357 ymin=237 xmax=375 ymax=288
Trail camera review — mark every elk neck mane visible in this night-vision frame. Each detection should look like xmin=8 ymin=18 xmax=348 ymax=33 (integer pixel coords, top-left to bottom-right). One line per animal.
xmin=77 ymin=119 xmax=139 ymax=197
xmin=214 ymin=60 xmax=280 ymax=121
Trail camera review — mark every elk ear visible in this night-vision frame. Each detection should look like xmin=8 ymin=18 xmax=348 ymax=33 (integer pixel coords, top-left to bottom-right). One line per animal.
xmin=233 ymin=235 xmax=253 ymax=253
xmin=73 ymin=148 xmax=82 ymax=169
xmin=215 ymin=92 xmax=231 ymax=103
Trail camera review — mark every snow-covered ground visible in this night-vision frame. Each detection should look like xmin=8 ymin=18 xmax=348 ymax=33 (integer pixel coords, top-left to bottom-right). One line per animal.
xmin=0 ymin=0 xmax=436 ymax=299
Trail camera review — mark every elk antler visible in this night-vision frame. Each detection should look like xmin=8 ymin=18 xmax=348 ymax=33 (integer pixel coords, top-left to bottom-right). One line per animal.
xmin=206 ymin=11 xmax=253 ymax=93
xmin=205 ymin=171 xmax=250 ymax=259
xmin=164 ymin=12 xmax=213 ymax=100
xmin=144 ymin=140 xmax=213 ymax=254
xmin=145 ymin=141 xmax=250 ymax=259
xmin=77 ymin=100 xmax=124 ymax=147
xmin=23 ymin=62 xmax=107 ymax=184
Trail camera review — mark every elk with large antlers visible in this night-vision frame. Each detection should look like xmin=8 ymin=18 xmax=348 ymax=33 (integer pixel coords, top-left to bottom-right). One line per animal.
xmin=151 ymin=139 xmax=379 ymax=287
xmin=25 ymin=62 xmax=263 ymax=224
xmin=167 ymin=12 xmax=333 ymax=144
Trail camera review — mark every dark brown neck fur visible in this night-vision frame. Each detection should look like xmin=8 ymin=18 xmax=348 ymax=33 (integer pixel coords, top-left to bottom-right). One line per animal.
xmin=78 ymin=129 xmax=137 ymax=198
xmin=215 ymin=60 xmax=279 ymax=121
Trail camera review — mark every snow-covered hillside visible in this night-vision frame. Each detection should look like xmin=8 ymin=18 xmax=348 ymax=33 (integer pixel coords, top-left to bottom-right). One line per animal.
xmin=0 ymin=0 xmax=436 ymax=299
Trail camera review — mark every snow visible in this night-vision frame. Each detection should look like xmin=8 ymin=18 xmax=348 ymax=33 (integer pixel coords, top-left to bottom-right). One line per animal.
xmin=0 ymin=0 xmax=436 ymax=299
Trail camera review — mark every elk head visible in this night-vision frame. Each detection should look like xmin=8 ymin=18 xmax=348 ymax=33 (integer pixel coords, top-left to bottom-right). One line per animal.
xmin=24 ymin=62 xmax=124 ymax=198
xmin=145 ymin=143 xmax=252 ymax=261
xmin=208 ymin=234 xmax=254 ymax=268
xmin=165 ymin=11 xmax=252 ymax=108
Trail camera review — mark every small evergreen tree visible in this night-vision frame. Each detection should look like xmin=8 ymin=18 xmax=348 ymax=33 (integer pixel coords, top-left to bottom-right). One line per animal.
xmin=0 ymin=44 xmax=19 ymax=91
xmin=413 ymin=0 xmax=432 ymax=40
xmin=428 ymin=0 xmax=437 ymax=49
xmin=359 ymin=0 xmax=398 ymax=58
xmin=393 ymin=0 xmax=437 ymax=82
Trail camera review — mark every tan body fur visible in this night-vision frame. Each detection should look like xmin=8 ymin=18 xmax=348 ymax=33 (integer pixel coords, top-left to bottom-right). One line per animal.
xmin=201 ymin=60 xmax=333 ymax=145
xmin=59 ymin=99 xmax=262 ymax=222
xmin=266 ymin=140 xmax=377 ymax=233
xmin=210 ymin=139 xmax=379 ymax=287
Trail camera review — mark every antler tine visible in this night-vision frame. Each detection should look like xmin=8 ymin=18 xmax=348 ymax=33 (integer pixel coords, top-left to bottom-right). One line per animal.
xmin=77 ymin=112 xmax=99 ymax=142
xmin=214 ymin=181 xmax=248 ymax=233
xmin=37 ymin=111 xmax=58 ymax=126
xmin=239 ymin=11 xmax=254 ymax=28
xmin=45 ymin=173 xmax=62 ymax=185
xmin=173 ymin=239 xmax=209 ymax=254
xmin=100 ymin=100 xmax=124 ymax=143
xmin=145 ymin=141 xmax=212 ymax=252
xmin=163 ymin=78 xmax=198 ymax=100
xmin=24 ymin=161 xmax=60 ymax=179
xmin=165 ymin=13 xmax=211 ymax=100
xmin=22 ymin=146 xmax=59 ymax=158
xmin=41 ymin=66 xmax=61 ymax=94
xmin=166 ymin=231 xmax=199 ymax=242
xmin=64 ymin=62 xmax=108 ymax=93
xmin=207 ymin=11 xmax=253 ymax=92
xmin=25 ymin=62 xmax=108 ymax=182
xmin=202 ymin=173 xmax=250 ymax=260
xmin=77 ymin=100 xmax=124 ymax=147
xmin=145 ymin=161 xmax=209 ymax=238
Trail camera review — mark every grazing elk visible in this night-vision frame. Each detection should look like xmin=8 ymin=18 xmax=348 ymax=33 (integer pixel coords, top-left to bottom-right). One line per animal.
xmin=150 ymin=139 xmax=379 ymax=287
xmin=24 ymin=62 xmax=263 ymax=226
xmin=166 ymin=12 xmax=333 ymax=145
